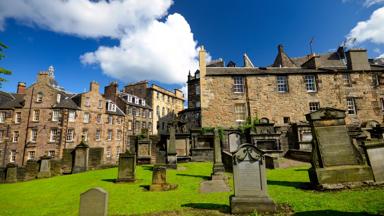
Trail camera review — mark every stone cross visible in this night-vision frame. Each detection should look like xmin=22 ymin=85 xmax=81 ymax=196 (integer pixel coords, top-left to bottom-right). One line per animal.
xmin=79 ymin=187 xmax=108 ymax=216
xmin=230 ymin=144 xmax=276 ymax=214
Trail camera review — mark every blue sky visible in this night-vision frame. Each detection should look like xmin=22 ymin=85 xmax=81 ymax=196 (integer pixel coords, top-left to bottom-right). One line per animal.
xmin=1 ymin=0 xmax=384 ymax=95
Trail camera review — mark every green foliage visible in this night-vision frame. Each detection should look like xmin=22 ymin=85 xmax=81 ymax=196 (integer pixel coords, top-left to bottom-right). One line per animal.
xmin=0 ymin=163 xmax=383 ymax=215
xmin=0 ymin=42 xmax=12 ymax=87
xmin=201 ymin=127 xmax=214 ymax=134
xmin=238 ymin=116 xmax=261 ymax=135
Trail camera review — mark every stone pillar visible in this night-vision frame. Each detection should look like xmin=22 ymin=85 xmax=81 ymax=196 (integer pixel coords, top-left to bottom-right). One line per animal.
xmin=72 ymin=141 xmax=89 ymax=174
xmin=5 ymin=163 xmax=18 ymax=183
xmin=116 ymin=151 xmax=136 ymax=182
xmin=166 ymin=123 xmax=177 ymax=169
xmin=37 ymin=156 xmax=52 ymax=178
xmin=212 ymin=128 xmax=225 ymax=179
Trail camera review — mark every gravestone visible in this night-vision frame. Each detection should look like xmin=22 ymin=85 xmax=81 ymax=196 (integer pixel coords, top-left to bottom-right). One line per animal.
xmin=166 ymin=122 xmax=177 ymax=169
xmin=212 ymin=128 xmax=225 ymax=178
xmin=37 ymin=156 xmax=51 ymax=178
xmin=116 ymin=151 xmax=136 ymax=182
xmin=230 ymin=144 xmax=276 ymax=214
xmin=5 ymin=163 xmax=17 ymax=183
xmin=24 ymin=160 xmax=39 ymax=180
xmin=306 ymin=108 xmax=373 ymax=186
xmin=229 ymin=132 xmax=241 ymax=153
xmin=72 ymin=140 xmax=89 ymax=174
xmin=79 ymin=187 xmax=108 ymax=216
xmin=149 ymin=165 xmax=177 ymax=191
xmin=364 ymin=140 xmax=384 ymax=182
xmin=137 ymin=139 xmax=151 ymax=164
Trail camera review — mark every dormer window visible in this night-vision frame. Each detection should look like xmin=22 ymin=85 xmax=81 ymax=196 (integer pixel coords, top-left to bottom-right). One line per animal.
xmin=142 ymin=100 xmax=146 ymax=106
xmin=36 ymin=92 xmax=43 ymax=102
xmin=135 ymin=97 xmax=139 ymax=105
xmin=128 ymin=95 xmax=132 ymax=103
xmin=56 ymin=94 xmax=61 ymax=103
xmin=107 ymin=101 xmax=117 ymax=112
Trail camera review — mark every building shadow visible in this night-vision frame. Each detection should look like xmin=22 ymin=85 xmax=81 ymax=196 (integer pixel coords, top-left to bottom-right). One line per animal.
xmin=294 ymin=210 xmax=379 ymax=216
xmin=267 ymin=180 xmax=312 ymax=190
xmin=181 ymin=203 xmax=229 ymax=213
xmin=176 ymin=173 xmax=210 ymax=180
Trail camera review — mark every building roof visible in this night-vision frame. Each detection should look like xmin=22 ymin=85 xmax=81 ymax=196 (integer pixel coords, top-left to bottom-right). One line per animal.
xmin=53 ymin=97 xmax=80 ymax=110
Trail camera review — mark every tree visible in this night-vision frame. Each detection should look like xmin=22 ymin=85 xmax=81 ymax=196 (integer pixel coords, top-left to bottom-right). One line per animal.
xmin=0 ymin=42 xmax=12 ymax=87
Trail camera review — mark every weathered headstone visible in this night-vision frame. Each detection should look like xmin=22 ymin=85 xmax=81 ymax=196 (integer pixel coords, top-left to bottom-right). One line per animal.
xmin=116 ymin=151 xmax=136 ymax=182
xmin=306 ymin=108 xmax=373 ymax=186
xmin=212 ymin=128 xmax=225 ymax=179
xmin=364 ymin=140 xmax=384 ymax=182
xmin=137 ymin=139 xmax=151 ymax=164
xmin=166 ymin=122 xmax=177 ymax=169
xmin=230 ymin=144 xmax=276 ymax=214
xmin=229 ymin=132 xmax=241 ymax=153
xmin=5 ymin=163 xmax=17 ymax=183
xmin=37 ymin=156 xmax=51 ymax=178
xmin=72 ymin=140 xmax=89 ymax=174
xmin=24 ymin=160 xmax=39 ymax=180
xmin=149 ymin=165 xmax=177 ymax=191
xmin=79 ymin=187 xmax=108 ymax=216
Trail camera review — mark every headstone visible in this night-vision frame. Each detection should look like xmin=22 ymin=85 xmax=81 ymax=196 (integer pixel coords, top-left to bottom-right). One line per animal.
xmin=212 ymin=128 xmax=225 ymax=179
xmin=137 ymin=139 xmax=151 ymax=164
xmin=116 ymin=151 xmax=136 ymax=182
xmin=72 ymin=140 xmax=89 ymax=174
xmin=149 ymin=165 xmax=177 ymax=191
xmin=37 ymin=156 xmax=51 ymax=178
xmin=230 ymin=144 xmax=276 ymax=214
xmin=79 ymin=187 xmax=108 ymax=216
xmin=166 ymin=122 xmax=177 ymax=169
xmin=364 ymin=140 xmax=384 ymax=182
xmin=24 ymin=160 xmax=39 ymax=180
xmin=5 ymin=163 xmax=17 ymax=183
xmin=229 ymin=132 xmax=241 ymax=153
xmin=306 ymin=108 xmax=373 ymax=186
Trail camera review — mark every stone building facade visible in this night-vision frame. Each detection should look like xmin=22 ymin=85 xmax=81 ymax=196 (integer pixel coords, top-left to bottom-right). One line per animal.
xmin=183 ymin=45 xmax=384 ymax=130
xmin=123 ymin=81 xmax=184 ymax=135
xmin=0 ymin=68 xmax=125 ymax=166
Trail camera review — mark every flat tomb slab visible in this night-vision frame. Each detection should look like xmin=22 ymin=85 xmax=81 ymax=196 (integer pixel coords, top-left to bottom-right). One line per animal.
xmin=308 ymin=165 xmax=373 ymax=185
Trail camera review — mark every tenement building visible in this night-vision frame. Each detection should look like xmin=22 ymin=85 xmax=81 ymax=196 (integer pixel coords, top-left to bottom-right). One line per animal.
xmin=0 ymin=67 xmax=125 ymax=166
xmin=182 ymin=45 xmax=384 ymax=130
xmin=123 ymin=81 xmax=184 ymax=135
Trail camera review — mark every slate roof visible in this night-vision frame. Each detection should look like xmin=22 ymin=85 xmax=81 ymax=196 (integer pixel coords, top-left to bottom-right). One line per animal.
xmin=53 ymin=97 xmax=80 ymax=110
xmin=0 ymin=93 xmax=25 ymax=110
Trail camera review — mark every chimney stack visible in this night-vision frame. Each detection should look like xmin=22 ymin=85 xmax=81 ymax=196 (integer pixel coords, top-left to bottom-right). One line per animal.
xmin=90 ymin=81 xmax=99 ymax=92
xmin=17 ymin=82 xmax=26 ymax=94
xmin=346 ymin=49 xmax=371 ymax=71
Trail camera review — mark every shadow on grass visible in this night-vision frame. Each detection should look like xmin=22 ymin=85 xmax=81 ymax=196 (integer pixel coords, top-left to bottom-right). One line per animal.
xmin=294 ymin=168 xmax=308 ymax=172
xmin=141 ymin=165 xmax=153 ymax=171
xmin=176 ymin=173 xmax=210 ymax=180
xmin=294 ymin=210 xmax=379 ymax=216
xmin=101 ymin=179 xmax=116 ymax=183
xmin=181 ymin=203 xmax=229 ymax=213
xmin=267 ymin=180 xmax=311 ymax=190
xmin=140 ymin=185 xmax=150 ymax=191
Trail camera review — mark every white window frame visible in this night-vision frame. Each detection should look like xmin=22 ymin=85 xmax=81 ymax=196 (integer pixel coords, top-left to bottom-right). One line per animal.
xmin=98 ymin=100 xmax=103 ymax=109
xmin=117 ymin=130 xmax=122 ymax=140
xmin=128 ymin=121 xmax=132 ymax=131
xmin=235 ymin=103 xmax=246 ymax=122
xmin=52 ymin=110 xmax=60 ymax=122
xmin=14 ymin=112 xmax=21 ymax=124
xmin=304 ymin=75 xmax=317 ymax=92
xmin=83 ymin=112 xmax=90 ymax=123
xmin=82 ymin=129 xmax=88 ymax=142
xmin=48 ymin=150 xmax=55 ymax=158
xmin=0 ymin=112 xmax=5 ymax=123
xmin=12 ymin=131 xmax=19 ymax=142
xmin=66 ymin=129 xmax=74 ymax=142
xmin=36 ymin=93 xmax=43 ymax=102
xmin=33 ymin=110 xmax=40 ymax=122
xmin=30 ymin=129 xmax=38 ymax=143
xmin=68 ymin=110 xmax=76 ymax=122
xmin=96 ymin=129 xmax=101 ymax=141
xmin=28 ymin=151 xmax=35 ymax=160
xmin=347 ymin=98 xmax=357 ymax=115
xmin=50 ymin=129 xmax=59 ymax=142
xmin=10 ymin=150 xmax=16 ymax=162
xmin=107 ymin=130 xmax=113 ymax=141
xmin=309 ymin=102 xmax=320 ymax=112
xmin=277 ymin=76 xmax=288 ymax=92
xmin=233 ymin=76 xmax=245 ymax=93
xmin=96 ymin=114 xmax=102 ymax=124
xmin=106 ymin=147 xmax=111 ymax=158
xmin=108 ymin=115 xmax=113 ymax=125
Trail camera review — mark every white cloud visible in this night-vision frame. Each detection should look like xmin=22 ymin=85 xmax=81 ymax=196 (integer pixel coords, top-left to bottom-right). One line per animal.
xmin=81 ymin=13 xmax=199 ymax=84
xmin=364 ymin=0 xmax=384 ymax=7
xmin=378 ymin=53 xmax=384 ymax=58
xmin=0 ymin=0 xmax=172 ymax=38
xmin=347 ymin=7 xmax=384 ymax=45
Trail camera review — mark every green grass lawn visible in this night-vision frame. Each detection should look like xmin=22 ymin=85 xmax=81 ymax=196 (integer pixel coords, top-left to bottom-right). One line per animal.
xmin=0 ymin=162 xmax=383 ymax=216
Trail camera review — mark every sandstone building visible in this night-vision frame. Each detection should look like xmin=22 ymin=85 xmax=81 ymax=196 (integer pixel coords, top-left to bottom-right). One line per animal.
xmin=123 ymin=81 xmax=184 ymax=135
xmin=0 ymin=67 xmax=125 ymax=166
xmin=182 ymin=45 xmax=384 ymax=130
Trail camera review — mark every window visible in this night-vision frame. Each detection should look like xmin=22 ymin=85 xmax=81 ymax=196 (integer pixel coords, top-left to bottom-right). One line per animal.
xmin=135 ymin=121 xmax=140 ymax=132
xmin=132 ymin=107 xmax=136 ymax=116
xmin=162 ymin=107 xmax=165 ymax=116
xmin=30 ymin=129 xmax=37 ymax=142
xmin=116 ymin=146 xmax=121 ymax=159
xmin=48 ymin=151 xmax=55 ymax=158
xmin=127 ymin=106 xmax=132 ymax=115
xmin=82 ymin=129 xmax=88 ymax=142
xmin=128 ymin=121 xmax=132 ymax=130
xmin=283 ymin=117 xmax=290 ymax=124
xmin=343 ymin=73 xmax=352 ymax=86
xmin=233 ymin=76 xmax=245 ymax=93
xmin=135 ymin=97 xmax=139 ymax=105
xmin=136 ymin=108 xmax=140 ymax=117
xmin=12 ymin=131 xmax=19 ymax=142
xmin=304 ymin=75 xmax=317 ymax=92
xmin=347 ymin=98 xmax=357 ymax=115
xmin=0 ymin=112 xmax=5 ymax=123
xmin=14 ymin=112 xmax=21 ymax=124
xmin=106 ymin=147 xmax=111 ymax=158
xmin=98 ymin=100 xmax=103 ymax=109
xmin=52 ymin=110 xmax=60 ymax=121
xmin=10 ymin=150 xmax=16 ymax=162
xmin=83 ymin=112 xmax=90 ymax=123
xmin=149 ymin=111 xmax=152 ymax=119
xmin=33 ymin=110 xmax=40 ymax=122
xmin=96 ymin=114 xmax=102 ymax=124
xmin=142 ymin=100 xmax=146 ymax=106
xmin=28 ymin=151 xmax=35 ymax=160
xmin=107 ymin=101 xmax=116 ymax=111
xmin=196 ymin=84 xmax=200 ymax=95
xmin=56 ymin=94 xmax=61 ymax=103
xmin=277 ymin=76 xmax=288 ymax=92
xmin=117 ymin=130 xmax=122 ymax=140
xmin=148 ymin=122 xmax=152 ymax=131
xmin=157 ymin=92 xmax=160 ymax=99
xmin=235 ymin=104 xmax=246 ymax=122
xmin=142 ymin=122 xmax=146 ymax=129
xmin=156 ymin=106 xmax=160 ymax=117
xmin=96 ymin=129 xmax=101 ymax=141
xmin=36 ymin=92 xmax=43 ymax=102
xmin=85 ymin=97 xmax=90 ymax=107
xmin=108 ymin=115 xmax=113 ymax=125
xmin=373 ymin=73 xmax=380 ymax=87
xmin=66 ymin=129 xmax=74 ymax=142
xmin=142 ymin=109 xmax=146 ymax=118
xmin=68 ymin=111 xmax=76 ymax=122
xmin=50 ymin=129 xmax=59 ymax=142
xmin=107 ymin=130 xmax=113 ymax=141
xmin=309 ymin=102 xmax=320 ymax=112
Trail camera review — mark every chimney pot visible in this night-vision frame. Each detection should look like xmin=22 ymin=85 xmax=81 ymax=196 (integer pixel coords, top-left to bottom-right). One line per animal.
xmin=17 ymin=82 xmax=26 ymax=94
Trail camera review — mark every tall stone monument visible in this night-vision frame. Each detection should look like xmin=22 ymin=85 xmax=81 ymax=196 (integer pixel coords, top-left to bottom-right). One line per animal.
xmin=166 ymin=121 xmax=177 ymax=169
xmin=116 ymin=151 xmax=136 ymax=182
xmin=79 ymin=187 xmax=108 ymax=216
xmin=230 ymin=144 xmax=276 ymax=214
xmin=212 ymin=128 xmax=225 ymax=179
xmin=306 ymin=108 xmax=373 ymax=186
xmin=72 ymin=138 xmax=89 ymax=174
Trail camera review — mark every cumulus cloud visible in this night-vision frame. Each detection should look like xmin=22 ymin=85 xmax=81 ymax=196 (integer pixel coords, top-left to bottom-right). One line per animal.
xmin=364 ymin=0 xmax=384 ymax=7
xmin=347 ymin=7 xmax=384 ymax=45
